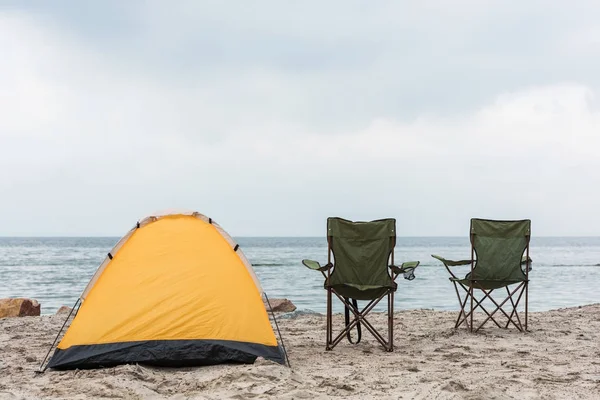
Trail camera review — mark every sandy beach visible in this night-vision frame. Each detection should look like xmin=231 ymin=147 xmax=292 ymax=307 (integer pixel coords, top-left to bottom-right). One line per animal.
xmin=1 ymin=305 xmax=599 ymax=399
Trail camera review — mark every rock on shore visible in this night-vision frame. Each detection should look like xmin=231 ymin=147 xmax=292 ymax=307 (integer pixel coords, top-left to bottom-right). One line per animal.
xmin=0 ymin=298 xmax=41 ymax=319
xmin=264 ymin=298 xmax=297 ymax=312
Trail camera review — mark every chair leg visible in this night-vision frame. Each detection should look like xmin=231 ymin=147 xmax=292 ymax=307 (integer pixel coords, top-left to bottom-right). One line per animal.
xmin=454 ymin=282 xmax=529 ymax=333
xmin=504 ymin=286 xmax=524 ymax=330
xmin=330 ymin=317 xmax=362 ymax=349
xmin=453 ymin=282 xmax=470 ymax=329
xmin=455 ymin=285 xmax=508 ymax=331
xmin=474 ymin=283 xmax=526 ymax=332
xmin=465 ymin=289 xmax=504 ymax=330
xmin=328 ymin=293 xmax=373 ymax=349
xmin=525 ymin=281 xmax=528 ymax=331
xmin=328 ymin=290 xmax=392 ymax=351
xmin=469 ymin=284 xmax=474 ymax=333
xmin=506 ymin=283 xmax=527 ymax=331
xmin=461 ymin=289 xmax=502 ymax=330
xmin=326 ymin=287 xmax=332 ymax=350
xmin=505 ymin=286 xmax=514 ymax=329
xmin=455 ymin=283 xmax=494 ymax=330
xmin=358 ymin=315 xmax=390 ymax=349
xmin=388 ymin=291 xmax=394 ymax=352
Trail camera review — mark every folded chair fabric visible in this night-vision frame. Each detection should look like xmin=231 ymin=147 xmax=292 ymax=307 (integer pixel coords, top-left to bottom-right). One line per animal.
xmin=302 ymin=217 xmax=419 ymax=351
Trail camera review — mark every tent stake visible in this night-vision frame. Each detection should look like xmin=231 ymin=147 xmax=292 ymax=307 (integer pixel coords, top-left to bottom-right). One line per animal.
xmin=37 ymin=298 xmax=81 ymax=373
xmin=263 ymin=292 xmax=291 ymax=368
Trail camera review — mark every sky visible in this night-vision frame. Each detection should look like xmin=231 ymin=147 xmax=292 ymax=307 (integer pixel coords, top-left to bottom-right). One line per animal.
xmin=1 ymin=0 xmax=600 ymax=236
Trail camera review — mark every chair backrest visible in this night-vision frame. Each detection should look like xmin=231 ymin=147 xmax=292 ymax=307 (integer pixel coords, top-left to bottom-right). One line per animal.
xmin=470 ymin=218 xmax=531 ymax=282
xmin=327 ymin=217 xmax=396 ymax=287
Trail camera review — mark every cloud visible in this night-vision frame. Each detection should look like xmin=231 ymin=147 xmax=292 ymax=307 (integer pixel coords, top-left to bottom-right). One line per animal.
xmin=1 ymin=6 xmax=600 ymax=236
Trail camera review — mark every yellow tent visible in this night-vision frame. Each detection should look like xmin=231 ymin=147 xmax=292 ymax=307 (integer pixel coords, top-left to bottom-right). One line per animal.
xmin=47 ymin=211 xmax=285 ymax=369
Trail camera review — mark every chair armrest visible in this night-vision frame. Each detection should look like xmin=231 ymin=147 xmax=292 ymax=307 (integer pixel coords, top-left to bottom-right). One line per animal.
xmin=302 ymin=259 xmax=332 ymax=272
xmin=401 ymin=261 xmax=420 ymax=270
xmin=431 ymin=254 xmax=472 ymax=266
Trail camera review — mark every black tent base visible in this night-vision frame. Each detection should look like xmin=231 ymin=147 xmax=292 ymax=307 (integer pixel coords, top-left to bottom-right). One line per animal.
xmin=48 ymin=339 xmax=285 ymax=370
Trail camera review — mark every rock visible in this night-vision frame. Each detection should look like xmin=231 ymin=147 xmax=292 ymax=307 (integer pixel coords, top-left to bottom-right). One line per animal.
xmin=264 ymin=298 xmax=296 ymax=313
xmin=56 ymin=306 xmax=73 ymax=315
xmin=0 ymin=298 xmax=41 ymax=318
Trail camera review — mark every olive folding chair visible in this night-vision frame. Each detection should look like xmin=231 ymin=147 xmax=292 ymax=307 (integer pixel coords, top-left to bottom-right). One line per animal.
xmin=432 ymin=218 xmax=532 ymax=333
xmin=302 ymin=217 xmax=419 ymax=351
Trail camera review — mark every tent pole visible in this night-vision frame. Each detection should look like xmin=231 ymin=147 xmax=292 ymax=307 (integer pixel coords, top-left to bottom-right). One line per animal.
xmin=263 ymin=292 xmax=291 ymax=368
xmin=37 ymin=298 xmax=81 ymax=373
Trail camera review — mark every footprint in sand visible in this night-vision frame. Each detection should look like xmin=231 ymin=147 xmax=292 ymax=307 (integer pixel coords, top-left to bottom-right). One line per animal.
xmin=441 ymin=380 xmax=469 ymax=392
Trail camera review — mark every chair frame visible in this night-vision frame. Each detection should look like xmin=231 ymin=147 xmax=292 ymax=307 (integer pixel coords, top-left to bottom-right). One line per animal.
xmin=445 ymin=229 xmax=530 ymax=333
xmin=320 ymin=236 xmax=401 ymax=352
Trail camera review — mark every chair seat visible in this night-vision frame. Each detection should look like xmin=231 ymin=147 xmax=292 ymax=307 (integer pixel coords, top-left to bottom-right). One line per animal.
xmin=326 ymin=282 xmax=396 ymax=301
xmin=450 ymin=277 xmax=527 ymax=290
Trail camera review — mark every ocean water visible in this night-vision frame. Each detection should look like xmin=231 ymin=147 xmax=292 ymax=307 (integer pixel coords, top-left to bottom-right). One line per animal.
xmin=0 ymin=237 xmax=599 ymax=315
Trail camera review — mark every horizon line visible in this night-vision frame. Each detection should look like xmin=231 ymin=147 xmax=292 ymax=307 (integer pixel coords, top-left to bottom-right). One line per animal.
xmin=2 ymin=235 xmax=600 ymax=238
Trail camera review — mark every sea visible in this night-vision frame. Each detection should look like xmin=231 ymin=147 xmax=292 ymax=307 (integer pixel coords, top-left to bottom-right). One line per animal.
xmin=0 ymin=237 xmax=599 ymax=315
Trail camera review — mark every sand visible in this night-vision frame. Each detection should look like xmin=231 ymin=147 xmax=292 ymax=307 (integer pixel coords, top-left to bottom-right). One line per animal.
xmin=1 ymin=305 xmax=600 ymax=399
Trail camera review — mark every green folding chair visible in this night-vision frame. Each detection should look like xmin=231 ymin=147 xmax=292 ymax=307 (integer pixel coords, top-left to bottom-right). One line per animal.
xmin=302 ymin=217 xmax=419 ymax=351
xmin=432 ymin=218 xmax=532 ymax=332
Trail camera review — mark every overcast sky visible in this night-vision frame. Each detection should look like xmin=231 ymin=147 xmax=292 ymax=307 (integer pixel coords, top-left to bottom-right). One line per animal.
xmin=2 ymin=1 xmax=600 ymax=236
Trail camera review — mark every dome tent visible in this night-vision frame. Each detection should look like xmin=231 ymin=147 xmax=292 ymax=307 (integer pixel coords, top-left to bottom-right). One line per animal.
xmin=44 ymin=211 xmax=286 ymax=369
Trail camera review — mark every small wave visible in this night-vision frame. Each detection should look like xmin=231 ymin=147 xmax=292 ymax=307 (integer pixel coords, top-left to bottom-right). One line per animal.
xmin=422 ymin=262 xmax=599 ymax=267
xmin=252 ymin=263 xmax=285 ymax=267
xmin=543 ymin=264 xmax=600 ymax=267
